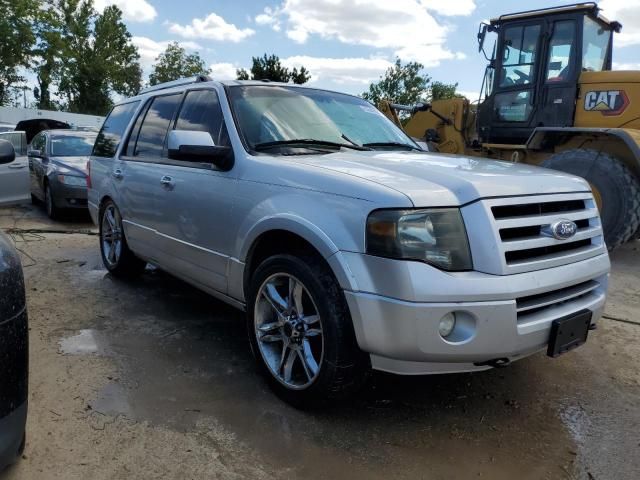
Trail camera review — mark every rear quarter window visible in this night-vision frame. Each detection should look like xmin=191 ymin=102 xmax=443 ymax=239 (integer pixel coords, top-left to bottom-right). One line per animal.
xmin=93 ymin=101 xmax=140 ymax=158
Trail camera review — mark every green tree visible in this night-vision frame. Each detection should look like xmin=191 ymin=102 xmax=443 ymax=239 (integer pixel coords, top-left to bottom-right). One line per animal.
xmin=57 ymin=0 xmax=141 ymax=115
xmin=149 ymin=42 xmax=209 ymax=86
xmin=236 ymin=54 xmax=310 ymax=84
xmin=362 ymin=58 xmax=459 ymax=106
xmin=0 ymin=0 xmax=38 ymax=105
xmin=429 ymin=81 xmax=460 ymax=102
xmin=32 ymin=1 xmax=64 ymax=110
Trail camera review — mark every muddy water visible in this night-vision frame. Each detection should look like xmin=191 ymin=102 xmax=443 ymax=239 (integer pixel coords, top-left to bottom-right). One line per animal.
xmin=11 ymin=222 xmax=639 ymax=480
xmin=63 ymin=261 xmax=604 ymax=480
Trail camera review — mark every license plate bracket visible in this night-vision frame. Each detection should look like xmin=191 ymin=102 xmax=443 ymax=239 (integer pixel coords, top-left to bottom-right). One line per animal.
xmin=547 ymin=310 xmax=592 ymax=358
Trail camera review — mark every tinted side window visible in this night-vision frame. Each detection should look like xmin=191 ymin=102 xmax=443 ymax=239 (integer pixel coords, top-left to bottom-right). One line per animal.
xmin=175 ymin=90 xmax=229 ymax=146
xmin=134 ymin=94 xmax=182 ymax=158
xmin=93 ymin=101 xmax=140 ymax=158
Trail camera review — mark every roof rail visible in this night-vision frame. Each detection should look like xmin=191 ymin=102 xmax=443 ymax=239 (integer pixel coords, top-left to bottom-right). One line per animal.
xmin=139 ymin=75 xmax=213 ymax=95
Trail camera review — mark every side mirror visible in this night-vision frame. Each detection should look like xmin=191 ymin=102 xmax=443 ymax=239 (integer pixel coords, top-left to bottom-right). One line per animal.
xmin=28 ymin=149 xmax=42 ymax=158
xmin=167 ymin=130 xmax=233 ymax=170
xmin=477 ymin=23 xmax=488 ymax=53
xmin=0 ymin=139 xmax=16 ymax=165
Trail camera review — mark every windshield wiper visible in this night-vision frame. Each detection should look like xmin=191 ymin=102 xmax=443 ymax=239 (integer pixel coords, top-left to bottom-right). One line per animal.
xmin=253 ymin=139 xmax=371 ymax=152
xmin=362 ymin=142 xmax=423 ymax=151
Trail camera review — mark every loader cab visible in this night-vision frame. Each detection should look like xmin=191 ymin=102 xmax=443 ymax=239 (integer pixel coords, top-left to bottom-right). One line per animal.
xmin=476 ymin=3 xmax=620 ymax=145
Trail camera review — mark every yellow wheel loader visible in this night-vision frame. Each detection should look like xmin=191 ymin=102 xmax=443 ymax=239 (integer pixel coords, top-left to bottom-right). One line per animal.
xmin=380 ymin=2 xmax=640 ymax=250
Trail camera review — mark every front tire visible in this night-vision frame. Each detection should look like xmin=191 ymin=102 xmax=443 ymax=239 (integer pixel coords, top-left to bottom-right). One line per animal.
xmin=44 ymin=184 xmax=59 ymax=220
xmin=541 ymin=149 xmax=640 ymax=250
xmin=247 ymin=254 xmax=369 ymax=406
xmin=99 ymin=201 xmax=146 ymax=277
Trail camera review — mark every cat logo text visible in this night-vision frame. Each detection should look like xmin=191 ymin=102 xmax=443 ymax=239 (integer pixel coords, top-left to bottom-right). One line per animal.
xmin=583 ymin=90 xmax=629 ymax=116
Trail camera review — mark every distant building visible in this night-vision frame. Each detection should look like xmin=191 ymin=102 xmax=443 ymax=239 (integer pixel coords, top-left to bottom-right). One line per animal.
xmin=0 ymin=106 xmax=104 ymax=129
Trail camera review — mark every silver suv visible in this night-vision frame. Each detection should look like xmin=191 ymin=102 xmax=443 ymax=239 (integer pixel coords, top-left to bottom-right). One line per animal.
xmin=88 ymin=76 xmax=610 ymax=404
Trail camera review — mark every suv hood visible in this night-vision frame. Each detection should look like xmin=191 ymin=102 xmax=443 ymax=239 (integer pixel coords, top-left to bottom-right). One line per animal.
xmin=294 ymin=151 xmax=590 ymax=206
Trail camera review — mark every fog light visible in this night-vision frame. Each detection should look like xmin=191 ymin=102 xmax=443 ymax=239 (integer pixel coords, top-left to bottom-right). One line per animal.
xmin=439 ymin=312 xmax=456 ymax=338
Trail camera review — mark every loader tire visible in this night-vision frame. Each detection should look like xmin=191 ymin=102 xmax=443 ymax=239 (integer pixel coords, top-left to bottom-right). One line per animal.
xmin=541 ymin=149 xmax=640 ymax=251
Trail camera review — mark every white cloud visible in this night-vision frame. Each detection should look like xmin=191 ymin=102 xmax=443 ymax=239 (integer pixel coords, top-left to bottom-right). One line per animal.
xmin=132 ymin=36 xmax=203 ymax=69
xmin=282 ymin=56 xmax=393 ymax=85
xmin=209 ymin=62 xmax=241 ymax=79
xmin=456 ymin=90 xmax=480 ymax=102
xmin=613 ymin=61 xmax=640 ymax=70
xmin=254 ymin=0 xmax=469 ymax=67
xmin=94 ymin=0 xmax=157 ymax=23
xmin=419 ymin=0 xmax=475 ymax=16
xmin=168 ymin=13 xmax=255 ymax=42
xmin=600 ymin=0 xmax=640 ymax=47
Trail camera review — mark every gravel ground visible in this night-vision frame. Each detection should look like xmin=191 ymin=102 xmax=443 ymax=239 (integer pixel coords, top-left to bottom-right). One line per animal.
xmin=1 ymin=204 xmax=639 ymax=480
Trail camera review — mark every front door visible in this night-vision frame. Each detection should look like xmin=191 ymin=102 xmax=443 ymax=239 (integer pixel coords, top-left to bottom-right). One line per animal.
xmin=0 ymin=134 xmax=30 ymax=206
xmin=154 ymin=88 xmax=238 ymax=294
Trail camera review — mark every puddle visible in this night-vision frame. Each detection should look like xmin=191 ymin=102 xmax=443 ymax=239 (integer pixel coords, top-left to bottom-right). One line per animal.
xmin=559 ymin=403 xmax=591 ymax=444
xmin=59 ymin=329 xmax=104 ymax=355
xmin=92 ymin=381 xmax=134 ymax=418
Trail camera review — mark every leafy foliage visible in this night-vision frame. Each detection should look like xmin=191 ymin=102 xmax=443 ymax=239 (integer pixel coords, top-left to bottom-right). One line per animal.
xmin=56 ymin=1 xmax=142 ymax=115
xmin=362 ymin=58 xmax=459 ymax=106
xmin=0 ymin=0 xmax=38 ymax=105
xmin=149 ymin=42 xmax=210 ymax=86
xmin=236 ymin=54 xmax=310 ymax=84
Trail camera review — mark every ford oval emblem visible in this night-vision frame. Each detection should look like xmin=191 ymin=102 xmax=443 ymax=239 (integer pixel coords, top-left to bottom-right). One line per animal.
xmin=550 ymin=219 xmax=578 ymax=240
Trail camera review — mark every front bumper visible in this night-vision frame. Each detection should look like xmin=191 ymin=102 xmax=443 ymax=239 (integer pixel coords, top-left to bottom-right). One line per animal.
xmin=334 ymin=251 xmax=610 ymax=375
xmin=51 ymin=180 xmax=88 ymax=209
xmin=0 ymin=308 xmax=28 ymax=471
xmin=0 ymin=402 xmax=26 ymax=472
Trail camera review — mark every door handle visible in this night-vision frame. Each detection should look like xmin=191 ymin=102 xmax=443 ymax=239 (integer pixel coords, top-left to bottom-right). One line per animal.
xmin=112 ymin=169 xmax=123 ymax=180
xmin=160 ymin=175 xmax=174 ymax=190
xmin=8 ymin=163 xmax=26 ymax=169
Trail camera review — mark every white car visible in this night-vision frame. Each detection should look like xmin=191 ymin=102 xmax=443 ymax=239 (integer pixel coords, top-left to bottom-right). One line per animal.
xmin=88 ymin=77 xmax=610 ymax=404
xmin=0 ymin=133 xmax=29 ymax=206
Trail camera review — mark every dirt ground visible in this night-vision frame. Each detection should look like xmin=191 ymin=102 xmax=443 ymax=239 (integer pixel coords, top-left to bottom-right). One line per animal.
xmin=1 ymin=203 xmax=638 ymax=480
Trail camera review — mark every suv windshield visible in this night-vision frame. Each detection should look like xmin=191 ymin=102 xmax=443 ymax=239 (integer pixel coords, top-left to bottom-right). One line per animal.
xmin=51 ymin=134 xmax=97 ymax=156
xmin=227 ymin=85 xmax=417 ymax=153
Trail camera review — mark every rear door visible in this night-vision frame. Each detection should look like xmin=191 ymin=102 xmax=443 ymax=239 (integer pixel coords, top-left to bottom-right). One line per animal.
xmin=0 ymin=132 xmax=30 ymax=206
xmin=117 ymin=93 xmax=183 ymax=262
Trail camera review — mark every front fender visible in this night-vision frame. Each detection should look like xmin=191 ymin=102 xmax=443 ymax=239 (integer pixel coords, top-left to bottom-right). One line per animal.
xmin=228 ymin=191 xmax=373 ymax=302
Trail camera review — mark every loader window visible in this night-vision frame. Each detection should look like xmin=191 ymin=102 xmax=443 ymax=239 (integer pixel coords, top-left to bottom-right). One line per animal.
xmin=546 ymin=21 xmax=576 ymax=82
xmin=494 ymin=90 xmax=533 ymax=122
xmin=582 ymin=16 xmax=611 ymax=72
xmin=500 ymin=24 xmax=541 ymax=87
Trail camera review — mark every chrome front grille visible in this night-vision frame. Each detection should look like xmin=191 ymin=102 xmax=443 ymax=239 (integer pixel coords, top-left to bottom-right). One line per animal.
xmin=516 ymin=279 xmax=600 ymax=322
xmin=462 ymin=192 xmax=606 ymax=275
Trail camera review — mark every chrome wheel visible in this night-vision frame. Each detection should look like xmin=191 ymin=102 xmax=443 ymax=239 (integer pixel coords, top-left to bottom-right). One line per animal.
xmin=101 ymin=205 xmax=123 ymax=267
xmin=254 ymin=273 xmax=324 ymax=390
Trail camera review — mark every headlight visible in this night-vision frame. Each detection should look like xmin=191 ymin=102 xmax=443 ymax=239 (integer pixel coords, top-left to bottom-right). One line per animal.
xmin=366 ymin=208 xmax=472 ymax=271
xmin=57 ymin=174 xmax=87 ymax=186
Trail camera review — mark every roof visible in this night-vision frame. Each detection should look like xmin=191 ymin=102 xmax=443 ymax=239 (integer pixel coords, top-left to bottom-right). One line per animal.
xmin=46 ymin=129 xmax=97 ymax=137
xmin=490 ymin=2 xmax=622 ymax=32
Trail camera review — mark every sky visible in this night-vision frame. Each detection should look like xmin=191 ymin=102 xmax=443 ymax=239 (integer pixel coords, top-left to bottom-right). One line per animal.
xmin=28 ymin=0 xmax=640 ymax=103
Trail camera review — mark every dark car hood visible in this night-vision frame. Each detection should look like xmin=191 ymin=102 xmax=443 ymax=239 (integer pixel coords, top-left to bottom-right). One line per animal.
xmin=50 ymin=156 xmax=89 ymax=176
xmin=0 ymin=231 xmax=25 ymax=321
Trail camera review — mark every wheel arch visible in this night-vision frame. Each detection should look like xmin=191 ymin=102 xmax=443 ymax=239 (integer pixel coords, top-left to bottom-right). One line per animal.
xmin=235 ymin=217 xmax=354 ymax=303
xmin=527 ymin=127 xmax=640 ymax=179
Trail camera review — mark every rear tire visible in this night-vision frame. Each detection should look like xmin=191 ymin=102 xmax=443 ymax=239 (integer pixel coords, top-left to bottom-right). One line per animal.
xmin=246 ymin=253 xmax=369 ymax=407
xmin=541 ymin=149 xmax=640 ymax=250
xmin=99 ymin=200 xmax=146 ymax=277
